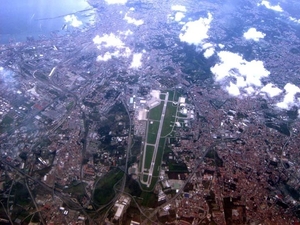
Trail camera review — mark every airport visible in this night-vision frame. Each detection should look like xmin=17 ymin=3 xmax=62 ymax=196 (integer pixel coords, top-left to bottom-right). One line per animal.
xmin=137 ymin=90 xmax=188 ymax=189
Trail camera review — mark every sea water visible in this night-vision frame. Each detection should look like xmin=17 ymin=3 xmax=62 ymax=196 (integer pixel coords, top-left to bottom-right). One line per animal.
xmin=0 ymin=0 xmax=95 ymax=44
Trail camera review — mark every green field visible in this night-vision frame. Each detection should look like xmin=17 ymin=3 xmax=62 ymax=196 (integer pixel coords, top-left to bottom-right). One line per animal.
xmin=63 ymin=181 xmax=87 ymax=198
xmin=161 ymin=102 xmax=177 ymax=137
xmin=142 ymin=174 xmax=148 ymax=183
xmin=141 ymin=191 xmax=158 ymax=208
xmin=168 ymin=90 xmax=181 ymax=102
xmin=93 ymin=168 xmax=124 ymax=205
xmin=146 ymin=121 xmax=160 ymax=144
xmin=144 ymin=145 xmax=154 ymax=170
xmin=168 ymin=91 xmax=174 ymax=101
xmin=168 ymin=163 xmax=189 ymax=173
xmin=173 ymin=91 xmax=181 ymax=102
xmin=66 ymin=101 xmax=74 ymax=111
xmin=0 ymin=115 xmax=14 ymax=132
xmin=148 ymin=102 xmax=163 ymax=120
xmin=152 ymin=138 xmax=166 ymax=178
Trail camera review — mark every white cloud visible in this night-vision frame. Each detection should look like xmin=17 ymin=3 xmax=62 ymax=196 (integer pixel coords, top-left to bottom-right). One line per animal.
xmin=289 ymin=17 xmax=300 ymax=24
xmin=93 ymin=33 xmax=125 ymax=48
xmin=260 ymin=83 xmax=283 ymax=98
xmin=258 ymin=0 xmax=283 ymax=12
xmin=97 ymin=51 xmax=119 ymax=61
xmin=211 ymin=50 xmax=300 ymax=111
xmin=226 ymin=82 xmax=240 ymax=96
xmin=174 ymin=12 xmax=185 ymax=22
xmin=202 ymin=43 xmax=213 ymax=49
xmin=203 ymin=48 xmax=215 ymax=58
xmin=179 ymin=13 xmax=212 ymax=45
xmin=119 ymin=29 xmax=133 ymax=37
xmin=203 ymin=43 xmax=215 ymax=58
xmin=105 ymin=0 xmax=127 ymax=5
xmin=93 ymin=33 xmax=131 ymax=61
xmin=130 ymin=53 xmax=143 ymax=69
xmin=124 ymin=13 xmax=144 ymax=26
xmin=243 ymin=28 xmax=266 ymax=41
xmin=167 ymin=14 xmax=173 ymax=21
xmin=276 ymin=83 xmax=300 ymax=109
xmin=64 ymin=15 xmax=83 ymax=27
xmin=218 ymin=44 xmax=225 ymax=49
xmin=211 ymin=51 xmax=270 ymax=96
xmin=171 ymin=5 xmax=187 ymax=12
xmin=0 ymin=67 xmax=16 ymax=86
xmin=96 ymin=48 xmax=131 ymax=61
xmin=121 ymin=47 xmax=132 ymax=57
xmin=245 ymin=86 xmax=256 ymax=95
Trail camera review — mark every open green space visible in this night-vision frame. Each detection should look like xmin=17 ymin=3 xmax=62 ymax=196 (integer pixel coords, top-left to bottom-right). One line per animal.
xmin=161 ymin=102 xmax=177 ymax=137
xmin=12 ymin=182 xmax=31 ymax=207
xmin=168 ymin=90 xmax=174 ymax=101
xmin=168 ymin=163 xmax=189 ymax=173
xmin=152 ymin=138 xmax=166 ymax=178
xmin=173 ymin=91 xmax=181 ymax=102
xmin=93 ymin=168 xmax=124 ymax=205
xmin=63 ymin=181 xmax=87 ymax=196
xmin=142 ymin=174 xmax=148 ymax=183
xmin=63 ymin=181 xmax=87 ymax=203
xmin=66 ymin=101 xmax=74 ymax=111
xmin=1 ymin=115 xmax=14 ymax=125
xmin=141 ymin=173 xmax=157 ymax=190
xmin=148 ymin=101 xmax=163 ymax=120
xmin=146 ymin=121 xmax=160 ymax=144
xmin=144 ymin=145 xmax=154 ymax=170
xmin=130 ymin=136 xmax=142 ymax=157
xmin=0 ymin=115 xmax=14 ymax=132
xmin=205 ymin=149 xmax=224 ymax=167
xmin=141 ymin=191 xmax=158 ymax=208
xmin=168 ymin=90 xmax=181 ymax=102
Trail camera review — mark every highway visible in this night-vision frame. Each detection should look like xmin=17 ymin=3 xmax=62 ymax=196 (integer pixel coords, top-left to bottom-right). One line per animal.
xmin=25 ymin=178 xmax=46 ymax=225
xmin=89 ymin=98 xmax=132 ymax=221
xmin=0 ymin=158 xmax=94 ymax=225
xmin=120 ymin=98 xmax=132 ymax=193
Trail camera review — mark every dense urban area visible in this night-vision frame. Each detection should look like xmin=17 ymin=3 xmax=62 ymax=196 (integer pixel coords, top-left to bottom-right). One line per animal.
xmin=1 ymin=0 xmax=300 ymax=224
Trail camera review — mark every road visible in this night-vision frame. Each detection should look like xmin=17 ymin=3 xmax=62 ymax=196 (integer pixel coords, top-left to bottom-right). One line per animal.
xmin=25 ymin=178 xmax=46 ymax=225
xmin=120 ymin=98 xmax=132 ymax=193
xmin=0 ymin=158 xmax=94 ymax=224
